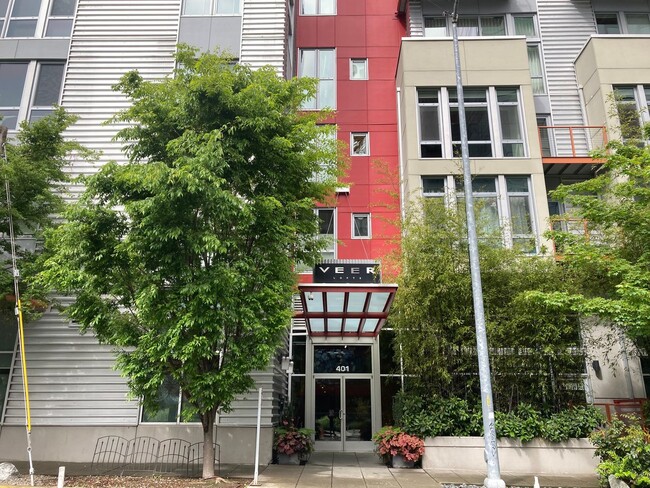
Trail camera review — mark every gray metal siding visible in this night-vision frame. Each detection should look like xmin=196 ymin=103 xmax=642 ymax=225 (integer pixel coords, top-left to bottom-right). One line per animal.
xmin=240 ymin=0 xmax=287 ymax=73
xmin=60 ymin=0 xmax=181 ymax=200
xmin=407 ymin=0 xmax=424 ymax=37
xmin=537 ymin=0 xmax=596 ymax=155
xmin=3 ymin=301 xmax=139 ymax=426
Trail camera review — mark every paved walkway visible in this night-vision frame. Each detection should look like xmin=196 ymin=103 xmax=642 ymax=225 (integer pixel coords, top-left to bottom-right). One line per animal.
xmin=7 ymin=451 xmax=600 ymax=488
xmin=224 ymin=452 xmax=599 ymax=488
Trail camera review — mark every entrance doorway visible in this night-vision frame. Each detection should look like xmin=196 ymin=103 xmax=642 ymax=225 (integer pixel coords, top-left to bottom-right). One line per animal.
xmin=314 ymin=376 xmax=372 ymax=451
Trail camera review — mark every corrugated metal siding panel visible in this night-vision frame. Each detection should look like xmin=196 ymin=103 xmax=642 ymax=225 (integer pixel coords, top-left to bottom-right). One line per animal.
xmin=538 ymin=0 xmax=596 ymax=155
xmin=218 ymin=361 xmax=285 ymax=426
xmin=3 ymin=300 xmax=139 ymax=426
xmin=407 ymin=0 xmax=424 ymax=37
xmin=240 ymin=0 xmax=287 ymax=73
xmin=60 ymin=0 xmax=181 ymax=201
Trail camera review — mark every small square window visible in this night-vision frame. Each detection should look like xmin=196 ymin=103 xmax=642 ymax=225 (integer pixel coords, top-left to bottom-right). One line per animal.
xmin=352 ymin=213 xmax=370 ymax=239
xmin=350 ymin=59 xmax=367 ymax=80
xmin=351 ymin=132 xmax=368 ymax=156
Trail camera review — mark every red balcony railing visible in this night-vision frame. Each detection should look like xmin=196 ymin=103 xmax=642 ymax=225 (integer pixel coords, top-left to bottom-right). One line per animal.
xmin=594 ymin=399 xmax=647 ymax=424
xmin=539 ymin=125 xmax=608 ymax=163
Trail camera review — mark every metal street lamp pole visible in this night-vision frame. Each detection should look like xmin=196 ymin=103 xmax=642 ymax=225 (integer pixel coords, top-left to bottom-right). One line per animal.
xmin=449 ymin=2 xmax=505 ymax=488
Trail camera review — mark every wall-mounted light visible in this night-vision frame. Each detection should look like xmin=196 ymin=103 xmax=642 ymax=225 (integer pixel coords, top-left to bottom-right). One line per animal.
xmin=308 ymin=292 xmax=314 ymax=301
xmin=592 ymin=360 xmax=602 ymax=379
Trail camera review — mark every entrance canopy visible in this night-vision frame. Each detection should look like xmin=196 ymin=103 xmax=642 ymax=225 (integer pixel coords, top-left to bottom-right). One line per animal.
xmin=295 ymin=283 xmax=398 ymax=337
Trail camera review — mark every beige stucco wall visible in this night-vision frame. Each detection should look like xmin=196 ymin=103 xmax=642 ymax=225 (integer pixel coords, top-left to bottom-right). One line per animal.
xmin=423 ymin=437 xmax=598 ymax=477
xmin=396 ymin=37 xmax=549 ymax=248
xmin=0 ymin=425 xmax=274 ymax=465
xmin=576 ymin=36 xmax=650 ymax=140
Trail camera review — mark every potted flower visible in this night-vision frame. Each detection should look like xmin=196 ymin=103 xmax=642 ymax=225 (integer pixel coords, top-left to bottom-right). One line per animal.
xmin=274 ymin=421 xmax=314 ymax=465
xmin=372 ymin=426 xmax=424 ymax=468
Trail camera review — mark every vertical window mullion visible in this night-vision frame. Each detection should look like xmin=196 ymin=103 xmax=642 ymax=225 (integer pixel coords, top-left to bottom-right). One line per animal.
xmin=440 ymin=88 xmax=452 ymax=158
xmin=488 ymin=87 xmax=499 ymax=157
xmin=497 ymin=175 xmax=511 ymax=247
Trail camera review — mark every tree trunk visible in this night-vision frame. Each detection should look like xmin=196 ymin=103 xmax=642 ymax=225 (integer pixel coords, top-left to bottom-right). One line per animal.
xmin=202 ymin=409 xmax=217 ymax=479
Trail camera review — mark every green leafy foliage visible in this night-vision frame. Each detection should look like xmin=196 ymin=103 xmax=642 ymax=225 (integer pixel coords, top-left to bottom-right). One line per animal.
xmin=390 ymin=198 xmax=586 ymax=411
xmin=0 ymin=108 xmax=90 ymax=318
xmin=38 ymin=48 xmax=341 ymax=477
xmin=591 ymin=416 xmax=650 ymax=487
xmin=535 ymin=124 xmax=650 ymax=349
xmin=371 ymin=427 xmax=425 ymax=463
xmin=394 ymin=392 xmax=604 ymax=441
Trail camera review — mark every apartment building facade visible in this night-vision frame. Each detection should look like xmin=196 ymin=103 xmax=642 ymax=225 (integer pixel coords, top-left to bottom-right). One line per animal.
xmin=0 ymin=0 xmax=649 ymax=466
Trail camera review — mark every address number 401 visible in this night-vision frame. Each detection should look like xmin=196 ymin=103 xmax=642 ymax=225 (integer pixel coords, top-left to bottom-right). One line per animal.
xmin=335 ymin=366 xmax=350 ymax=372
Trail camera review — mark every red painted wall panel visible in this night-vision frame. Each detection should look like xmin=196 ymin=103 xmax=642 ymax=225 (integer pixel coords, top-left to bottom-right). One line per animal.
xmin=295 ymin=0 xmax=406 ymax=272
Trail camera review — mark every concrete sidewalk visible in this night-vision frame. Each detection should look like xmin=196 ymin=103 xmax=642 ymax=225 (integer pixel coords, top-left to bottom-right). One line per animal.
xmin=247 ymin=452 xmax=600 ymax=488
xmin=7 ymin=451 xmax=600 ymax=488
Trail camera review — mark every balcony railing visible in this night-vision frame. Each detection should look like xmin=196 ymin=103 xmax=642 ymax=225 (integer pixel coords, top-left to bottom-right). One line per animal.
xmin=539 ymin=125 xmax=608 ymax=163
xmin=594 ymin=399 xmax=647 ymax=424
xmin=549 ymin=216 xmax=592 ymax=258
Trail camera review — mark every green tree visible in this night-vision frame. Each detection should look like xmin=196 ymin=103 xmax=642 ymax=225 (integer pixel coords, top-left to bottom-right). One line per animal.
xmin=529 ymin=124 xmax=650 ymax=351
xmin=39 ymin=47 xmax=340 ymax=478
xmin=0 ymin=108 xmax=86 ymax=317
xmin=390 ymin=198 xmax=585 ymax=411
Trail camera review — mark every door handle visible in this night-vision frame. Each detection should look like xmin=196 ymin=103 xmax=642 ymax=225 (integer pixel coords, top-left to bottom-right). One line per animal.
xmin=339 ymin=409 xmax=344 ymax=419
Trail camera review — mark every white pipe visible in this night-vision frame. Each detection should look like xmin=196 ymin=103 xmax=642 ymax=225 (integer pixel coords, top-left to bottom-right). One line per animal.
xmin=396 ymin=87 xmax=406 ymax=222
xmin=252 ymin=388 xmax=263 ymax=486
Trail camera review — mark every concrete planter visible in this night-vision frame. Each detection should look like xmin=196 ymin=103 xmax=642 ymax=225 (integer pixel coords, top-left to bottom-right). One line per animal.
xmin=423 ymin=437 xmax=598 ymax=476
xmin=277 ymin=453 xmax=300 ymax=465
xmin=391 ymin=454 xmax=415 ymax=468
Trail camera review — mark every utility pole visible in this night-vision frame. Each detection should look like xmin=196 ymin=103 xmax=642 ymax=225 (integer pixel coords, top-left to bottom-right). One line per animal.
xmin=449 ymin=2 xmax=505 ymax=488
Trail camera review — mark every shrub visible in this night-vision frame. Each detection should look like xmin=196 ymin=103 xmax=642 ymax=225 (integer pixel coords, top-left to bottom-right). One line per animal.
xmin=590 ymin=416 xmax=650 ymax=487
xmin=372 ymin=426 xmax=425 ymax=463
xmin=393 ymin=392 xmax=603 ymax=442
xmin=274 ymin=422 xmax=314 ymax=456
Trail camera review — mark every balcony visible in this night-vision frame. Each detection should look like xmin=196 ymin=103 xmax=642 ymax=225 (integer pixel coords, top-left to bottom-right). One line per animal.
xmin=538 ymin=125 xmax=607 ymax=174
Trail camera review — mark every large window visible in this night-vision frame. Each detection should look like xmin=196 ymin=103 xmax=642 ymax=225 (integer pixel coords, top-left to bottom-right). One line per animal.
xmin=298 ymin=49 xmax=335 ymax=109
xmin=614 ymin=85 xmax=650 ymax=141
xmin=316 ymin=208 xmax=336 ymax=261
xmin=300 ymin=0 xmax=335 ymax=16
xmin=418 ymin=86 xmax=526 ymax=159
xmin=29 ymin=62 xmax=65 ymax=121
xmin=1 ymin=0 xmax=76 ymax=38
xmin=0 ymin=62 xmax=28 ymax=130
xmin=45 ymin=0 xmax=75 ymax=36
xmin=422 ymin=175 xmax=538 ymax=253
xmin=596 ymin=12 xmax=650 ymax=34
xmin=141 ymin=376 xmax=200 ymax=423
xmin=183 ymin=0 xmax=240 ymax=15
xmin=0 ymin=61 xmax=65 ymax=130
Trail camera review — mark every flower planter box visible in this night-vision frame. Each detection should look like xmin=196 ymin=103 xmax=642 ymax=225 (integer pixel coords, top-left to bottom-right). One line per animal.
xmin=277 ymin=453 xmax=301 ymax=465
xmin=391 ymin=454 xmax=415 ymax=469
xmin=422 ymin=437 xmax=598 ymax=477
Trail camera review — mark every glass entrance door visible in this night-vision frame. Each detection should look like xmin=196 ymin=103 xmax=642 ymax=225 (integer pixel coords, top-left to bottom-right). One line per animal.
xmin=314 ymin=376 xmax=372 ymax=451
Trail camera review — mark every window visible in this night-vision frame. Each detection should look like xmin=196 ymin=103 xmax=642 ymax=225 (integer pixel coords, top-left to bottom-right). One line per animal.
xmin=300 ymin=0 xmax=335 ymax=15
xmin=626 ymin=13 xmax=650 ymax=34
xmin=422 ymin=175 xmax=538 ymax=253
xmin=614 ymin=85 xmax=650 ymax=142
xmin=424 ymin=16 xmax=447 ymax=37
xmin=5 ymin=0 xmax=42 ymax=37
xmin=298 ymin=49 xmax=335 ymax=109
xmin=141 ymin=376 xmax=199 ymax=423
xmin=351 ymin=132 xmax=368 ymax=156
xmin=595 ymin=13 xmax=620 ymax=34
xmin=350 ymin=58 xmax=367 ymax=80
xmin=513 ymin=15 xmax=537 ymax=37
xmin=595 ymin=12 xmax=650 ymax=34
xmin=0 ymin=0 xmax=8 ymax=33
xmin=537 ymin=115 xmax=553 ymax=157
xmin=0 ymin=62 xmax=28 ymax=130
xmin=29 ymin=63 xmax=65 ymax=121
xmin=457 ymin=16 xmax=505 ymax=36
xmin=418 ymin=86 xmax=525 ymax=159
xmin=45 ymin=0 xmax=76 ymax=37
xmin=183 ymin=0 xmax=240 ymax=15
xmin=527 ymin=45 xmax=545 ymax=95
xmin=352 ymin=213 xmax=370 ymax=239
xmin=0 ymin=61 xmax=65 ymax=130
xmin=316 ymin=208 xmax=336 ymax=261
